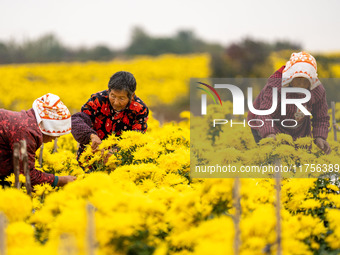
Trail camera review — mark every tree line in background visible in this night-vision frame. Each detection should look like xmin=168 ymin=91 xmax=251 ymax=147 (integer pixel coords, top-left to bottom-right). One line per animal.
xmin=1 ymin=28 xmax=340 ymax=120
xmin=0 ymin=27 xmax=301 ymax=77
xmin=1 ymin=27 xmax=340 ymax=79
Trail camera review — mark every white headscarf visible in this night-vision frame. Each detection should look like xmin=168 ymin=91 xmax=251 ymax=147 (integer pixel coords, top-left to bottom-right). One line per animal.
xmin=32 ymin=93 xmax=71 ymax=136
xmin=282 ymin=51 xmax=321 ymax=90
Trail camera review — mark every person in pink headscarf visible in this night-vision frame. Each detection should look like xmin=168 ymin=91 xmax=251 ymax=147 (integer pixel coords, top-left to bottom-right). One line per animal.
xmin=248 ymin=51 xmax=331 ymax=154
xmin=0 ymin=93 xmax=77 ymax=187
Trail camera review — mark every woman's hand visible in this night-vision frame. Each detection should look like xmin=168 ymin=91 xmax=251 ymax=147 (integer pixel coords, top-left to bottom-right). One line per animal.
xmin=266 ymin=134 xmax=276 ymax=139
xmin=103 ymin=152 xmax=113 ymax=164
xmin=57 ymin=176 xmax=77 ymax=186
xmin=315 ymin=138 xmax=331 ymax=154
xmin=90 ymin=134 xmax=102 ymax=151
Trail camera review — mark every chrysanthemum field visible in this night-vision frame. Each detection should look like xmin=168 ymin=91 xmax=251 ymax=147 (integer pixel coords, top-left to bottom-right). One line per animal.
xmin=0 ymin=54 xmax=340 ymax=255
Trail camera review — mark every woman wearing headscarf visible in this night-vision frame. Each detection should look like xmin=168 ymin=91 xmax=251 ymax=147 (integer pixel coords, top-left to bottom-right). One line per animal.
xmin=0 ymin=93 xmax=77 ymax=187
xmin=248 ymin=51 xmax=331 ymax=154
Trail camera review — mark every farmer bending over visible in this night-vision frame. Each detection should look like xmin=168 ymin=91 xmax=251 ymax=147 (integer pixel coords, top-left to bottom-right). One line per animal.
xmin=71 ymin=71 xmax=149 ymax=163
xmin=0 ymin=93 xmax=77 ymax=187
xmin=248 ymin=51 xmax=331 ymax=154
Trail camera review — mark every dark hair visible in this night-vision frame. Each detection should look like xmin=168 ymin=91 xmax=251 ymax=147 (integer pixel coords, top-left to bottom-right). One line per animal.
xmin=108 ymin=71 xmax=136 ymax=98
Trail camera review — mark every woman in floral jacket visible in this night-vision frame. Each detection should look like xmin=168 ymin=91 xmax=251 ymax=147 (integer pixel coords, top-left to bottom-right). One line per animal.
xmin=71 ymin=71 xmax=149 ymax=162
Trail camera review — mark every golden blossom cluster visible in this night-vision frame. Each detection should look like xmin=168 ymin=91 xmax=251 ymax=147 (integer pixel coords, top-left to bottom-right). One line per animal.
xmin=0 ymin=54 xmax=339 ymax=255
xmin=0 ymin=110 xmax=339 ymax=255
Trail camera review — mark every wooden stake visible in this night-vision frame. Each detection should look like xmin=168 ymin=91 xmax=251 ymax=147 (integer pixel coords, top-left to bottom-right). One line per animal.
xmin=233 ymin=178 xmax=241 ymax=255
xmin=0 ymin=213 xmax=6 ymax=255
xmin=86 ymin=203 xmax=95 ymax=255
xmin=274 ymin=158 xmax=282 ymax=255
xmin=53 ymin=137 xmax=58 ymax=153
xmin=331 ymin=102 xmax=337 ymax=142
xmin=39 ymin=144 xmax=44 ymax=167
xmin=20 ymin=140 xmax=32 ymax=197
xmin=13 ymin=142 xmax=20 ymax=189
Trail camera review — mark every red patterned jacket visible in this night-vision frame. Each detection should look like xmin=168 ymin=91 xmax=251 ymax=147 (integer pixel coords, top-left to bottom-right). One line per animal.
xmin=247 ymin=66 xmax=330 ymax=140
xmin=71 ymin=90 xmax=149 ymax=159
xmin=0 ymin=108 xmax=57 ymax=186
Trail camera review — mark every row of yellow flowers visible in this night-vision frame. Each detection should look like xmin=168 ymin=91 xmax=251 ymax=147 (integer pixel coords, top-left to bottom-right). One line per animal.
xmin=0 ymin=54 xmax=210 ymax=113
xmin=1 ymin=108 xmax=339 ymax=255
xmin=0 ymin=53 xmax=340 ymax=255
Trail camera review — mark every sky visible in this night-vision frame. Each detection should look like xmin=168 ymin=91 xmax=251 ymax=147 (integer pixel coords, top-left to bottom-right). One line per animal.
xmin=1 ymin=0 xmax=339 ymax=52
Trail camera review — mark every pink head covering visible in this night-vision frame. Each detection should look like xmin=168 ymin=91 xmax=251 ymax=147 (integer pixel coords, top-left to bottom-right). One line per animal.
xmin=32 ymin=93 xmax=71 ymax=136
xmin=282 ymin=51 xmax=321 ymax=90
